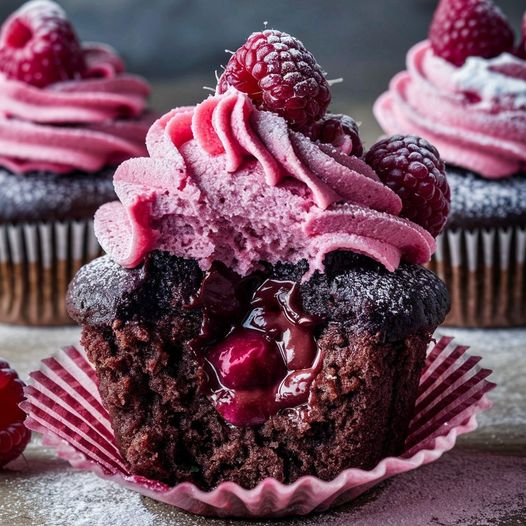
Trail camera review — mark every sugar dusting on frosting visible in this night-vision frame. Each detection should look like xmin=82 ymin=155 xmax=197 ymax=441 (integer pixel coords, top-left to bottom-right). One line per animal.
xmin=453 ymin=53 xmax=526 ymax=110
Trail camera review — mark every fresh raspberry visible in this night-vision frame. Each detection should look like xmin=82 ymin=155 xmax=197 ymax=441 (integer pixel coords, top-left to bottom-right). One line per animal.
xmin=0 ymin=359 xmax=30 ymax=467
xmin=302 ymin=113 xmax=363 ymax=157
xmin=0 ymin=0 xmax=86 ymax=87
xmin=365 ymin=135 xmax=451 ymax=237
xmin=217 ymin=29 xmax=331 ymax=129
xmin=429 ymin=0 xmax=515 ymax=66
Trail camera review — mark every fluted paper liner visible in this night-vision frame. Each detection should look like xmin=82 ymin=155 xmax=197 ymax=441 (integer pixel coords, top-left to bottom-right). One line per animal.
xmin=429 ymin=225 xmax=526 ymax=327
xmin=21 ymin=336 xmax=495 ymax=518
xmin=0 ymin=220 xmax=102 ymax=325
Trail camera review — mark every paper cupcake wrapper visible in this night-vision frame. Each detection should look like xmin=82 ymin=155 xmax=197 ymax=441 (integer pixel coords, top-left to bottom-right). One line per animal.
xmin=429 ymin=225 xmax=526 ymax=327
xmin=0 ymin=219 xmax=102 ymax=325
xmin=21 ymin=336 xmax=495 ymax=518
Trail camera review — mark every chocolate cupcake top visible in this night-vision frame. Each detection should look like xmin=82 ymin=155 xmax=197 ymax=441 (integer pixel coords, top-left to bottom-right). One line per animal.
xmin=0 ymin=167 xmax=115 ymax=223
xmin=67 ymin=250 xmax=450 ymax=343
xmin=446 ymin=167 xmax=526 ymax=230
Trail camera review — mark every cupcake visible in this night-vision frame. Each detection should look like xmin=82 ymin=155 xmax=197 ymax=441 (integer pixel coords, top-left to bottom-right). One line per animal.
xmin=67 ymin=29 xmax=450 ymax=489
xmin=374 ymin=0 xmax=526 ymax=327
xmin=0 ymin=0 xmax=154 ymax=325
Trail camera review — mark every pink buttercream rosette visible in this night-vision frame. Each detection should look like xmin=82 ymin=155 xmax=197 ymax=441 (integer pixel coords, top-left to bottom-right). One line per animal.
xmin=21 ymin=336 xmax=494 ymax=518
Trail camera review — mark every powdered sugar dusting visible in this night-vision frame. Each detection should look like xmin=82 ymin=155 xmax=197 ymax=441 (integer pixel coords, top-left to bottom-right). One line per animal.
xmin=0 ymin=167 xmax=115 ymax=223
xmin=1 ymin=439 xmax=155 ymax=526
xmin=1 ymin=325 xmax=524 ymax=524
xmin=96 ymin=90 xmax=433 ymax=275
xmin=3 ymin=442 xmax=524 ymax=525
xmin=374 ymin=40 xmax=526 ymax=178
xmin=453 ymin=53 xmax=526 ymax=111
xmin=447 ymin=167 xmax=526 ymax=227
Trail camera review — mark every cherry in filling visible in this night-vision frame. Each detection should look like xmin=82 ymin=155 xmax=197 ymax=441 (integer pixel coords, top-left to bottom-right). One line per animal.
xmin=188 ymin=266 xmax=323 ymax=426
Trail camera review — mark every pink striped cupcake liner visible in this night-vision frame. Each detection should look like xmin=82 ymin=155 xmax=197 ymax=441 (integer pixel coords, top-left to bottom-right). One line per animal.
xmin=21 ymin=336 xmax=495 ymax=518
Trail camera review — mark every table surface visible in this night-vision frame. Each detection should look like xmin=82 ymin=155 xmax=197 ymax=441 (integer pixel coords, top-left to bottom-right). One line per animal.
xmin=0 ymin=325 xmax=525 ymax=526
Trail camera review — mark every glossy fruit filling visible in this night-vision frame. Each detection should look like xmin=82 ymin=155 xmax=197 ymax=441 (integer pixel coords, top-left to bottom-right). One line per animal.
xmin=189 ymin=265 xmax=323 ymax=426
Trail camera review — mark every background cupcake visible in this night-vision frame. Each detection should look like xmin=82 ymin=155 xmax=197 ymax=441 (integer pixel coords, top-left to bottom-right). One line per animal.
xmin=374 ymin=0 xmax=526 ymax=328
xmin=0 ymin=0 xmax=154 ymax=325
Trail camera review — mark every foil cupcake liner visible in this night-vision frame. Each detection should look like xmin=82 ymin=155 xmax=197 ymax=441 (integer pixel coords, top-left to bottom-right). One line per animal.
xmin=429 ymin=225 xmax=526 ymax=328
xmin=21 ymin=336 xmax=495 ymax=518
xmin=0 ymin=220 xmax=102 ymax=326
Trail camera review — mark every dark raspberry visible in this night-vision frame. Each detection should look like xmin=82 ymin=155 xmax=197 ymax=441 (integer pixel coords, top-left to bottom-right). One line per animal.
xmin=0 ymin=358 xmax=30 ymax=467
xmin=302 ymin=113 xmax=364 ymax=157
xmin=0 ymin=0 xmax=86 ymax=88
xmin=365 ymin=135 xmax=451 ymax=237
xmin=429 ymin=0 xmax=515 ymax=66
xmin=217 ymin=29 xmax=331 ymax=129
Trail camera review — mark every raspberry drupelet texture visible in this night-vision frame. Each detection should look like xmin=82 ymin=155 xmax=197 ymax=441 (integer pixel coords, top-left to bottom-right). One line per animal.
xmin=365 ymin=135 xmax=451 ymax=238
xmin=302 ymin=113 xmax=364 ymax=157
xmin=0 ymin=0 xmax=86 ymax=87
xmin=217 ymin=29 xmax=331 ymax=130
xmin=429 ymin=0 xmax=515 ymax=66
xmin=0 ymin=359 xmax=30 ymax=467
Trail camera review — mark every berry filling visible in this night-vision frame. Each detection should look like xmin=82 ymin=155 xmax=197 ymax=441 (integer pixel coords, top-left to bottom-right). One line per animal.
xmin=189 ymin=266 xmax=322 ymax=426
xmin=207 ymin=329 xmax=286 ymax=390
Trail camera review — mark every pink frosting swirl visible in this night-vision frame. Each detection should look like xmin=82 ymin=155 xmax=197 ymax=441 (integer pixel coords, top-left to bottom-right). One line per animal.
xmin=375 ymin=40 xmax=526 ymax=179
xmin=0 ymin=44 xmax=154 ymax=174
xmin=95 ymin=89 xmax=435 ymax=275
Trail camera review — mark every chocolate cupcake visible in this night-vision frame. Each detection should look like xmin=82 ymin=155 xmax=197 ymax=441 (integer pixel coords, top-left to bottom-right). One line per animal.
xmin=67 ymin=29 xmax=450 ymax=489
xmin=68 ymin=251 xmax=448 ymax=488
xmin=0 ymin=0 xmax=154 ymax=325
xmin=374 ymin=0 xmax=526 ymax=327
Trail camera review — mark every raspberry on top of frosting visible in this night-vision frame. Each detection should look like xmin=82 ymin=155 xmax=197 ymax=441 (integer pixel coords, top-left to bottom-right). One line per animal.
xmin=217 ymin=29 xmax=331 ymax=131
xmin=0 ymin=0 xmax=154 ymax=175
xmin=429 ymin=0 xmax=514 ymax=67
xmin=375 ymin=0 xmax=526 ymax=179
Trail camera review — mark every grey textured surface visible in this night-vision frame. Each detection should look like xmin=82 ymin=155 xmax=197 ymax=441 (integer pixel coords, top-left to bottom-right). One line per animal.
xmin=0 ymin=325 xmax=525 ymax=525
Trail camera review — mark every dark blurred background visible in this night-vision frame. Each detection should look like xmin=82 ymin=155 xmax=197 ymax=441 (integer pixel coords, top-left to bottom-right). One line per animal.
xmin=1 ymin=0 xmax=524 ymax=145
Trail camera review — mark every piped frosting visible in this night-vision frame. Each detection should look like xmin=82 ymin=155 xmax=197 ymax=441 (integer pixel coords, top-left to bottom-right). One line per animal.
xmin=0 ymin=44 xmax=154 ymax=174
xmin=95 ymin=88 xmax=435 ymax=276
